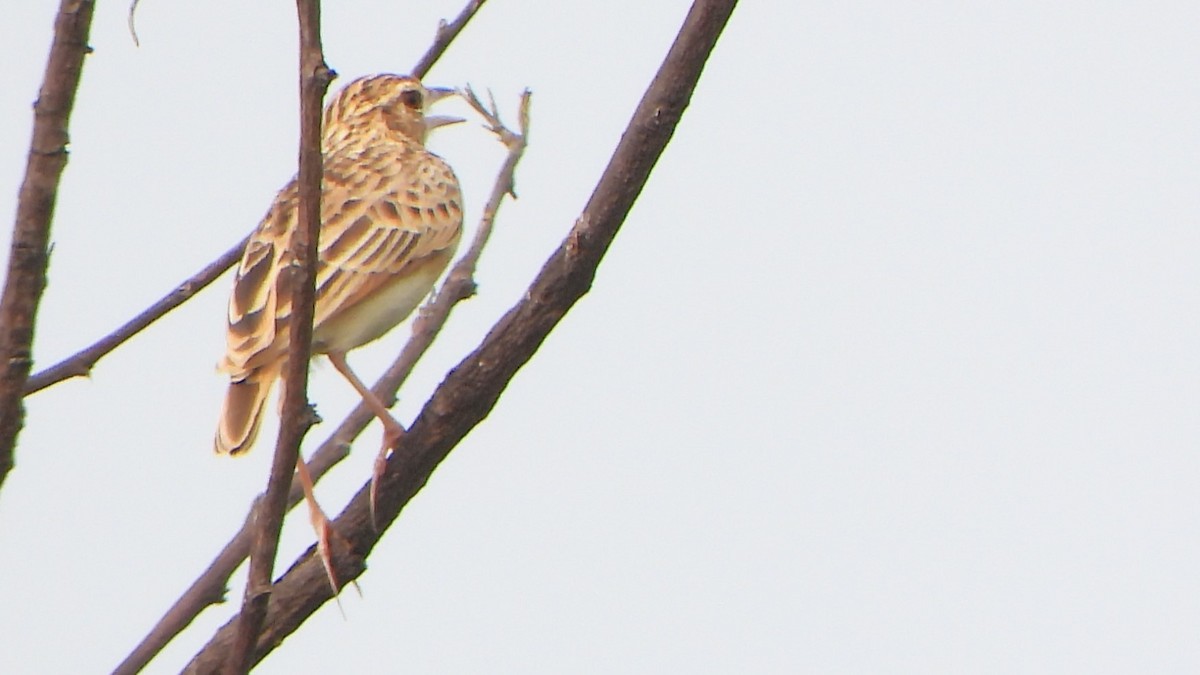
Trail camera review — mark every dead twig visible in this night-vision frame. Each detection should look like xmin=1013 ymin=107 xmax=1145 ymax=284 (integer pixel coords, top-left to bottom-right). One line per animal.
xmin=127 ymin=0 xmax=144 ymax=46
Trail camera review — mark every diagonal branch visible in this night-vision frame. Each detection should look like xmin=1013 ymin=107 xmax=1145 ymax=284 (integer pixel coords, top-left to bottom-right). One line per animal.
xmin=25 ymin=0 xmax=488 ymax=397
xmin=25 ymin=237 xmax=248 ymax=395
xmin=182 ymin=0 xmax=738 ymax=669
xmin=0 ymin=0 xmax=96 ymax=489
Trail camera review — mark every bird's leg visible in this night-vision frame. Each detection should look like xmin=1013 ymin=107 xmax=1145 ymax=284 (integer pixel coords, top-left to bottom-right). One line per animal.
xmin=279 ymin=361 xmax=340 ymax=587
xmin=293 ymin=454 xmax=341 ymax=603
xmin=326 ymin=352 xmax=406 ymax=531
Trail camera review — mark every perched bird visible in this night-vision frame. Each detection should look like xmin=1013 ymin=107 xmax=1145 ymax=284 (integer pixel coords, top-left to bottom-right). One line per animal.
xmin=214 ymin=74 xmax=464 ymax=588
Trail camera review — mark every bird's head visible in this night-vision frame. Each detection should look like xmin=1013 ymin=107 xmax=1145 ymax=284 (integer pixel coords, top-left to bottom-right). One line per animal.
xmin=327 ymin=74 xmax=463 ymax=144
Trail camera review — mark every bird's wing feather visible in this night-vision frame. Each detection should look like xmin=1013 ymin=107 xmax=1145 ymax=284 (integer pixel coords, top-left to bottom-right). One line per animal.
xmin=221 ymin=183 xmax=295 ymax=376
xmin=313 ymin=154 xmax=463 ymax=330
xmin=220 ymin=150 xmax=461 ymax=376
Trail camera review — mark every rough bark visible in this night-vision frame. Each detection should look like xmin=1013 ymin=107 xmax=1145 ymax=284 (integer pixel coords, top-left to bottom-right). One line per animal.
xmin=0 ymin=0 xmax=96 ymax=488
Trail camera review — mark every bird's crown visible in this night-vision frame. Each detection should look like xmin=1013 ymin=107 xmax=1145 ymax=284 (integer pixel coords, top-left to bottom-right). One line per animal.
xmin=324 ymin=74 xmax=457 ymax=145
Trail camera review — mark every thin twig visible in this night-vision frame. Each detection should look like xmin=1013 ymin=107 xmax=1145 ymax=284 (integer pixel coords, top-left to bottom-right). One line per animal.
xmin=25 ymin=236 xmax=248 ymax=395
xmin=442 ymin=86 xmax=529 ymax=285
xmin=184 ymin=0 xmax=737 ymax=666
xmin=411 ymin=0 xmax=488 ymax=79
xmin=225 ymin=1 xmax=332 ymax=672
xmin=127 ymin=0 xmax=143 ymax=46
xmin=0 ymin=0 xmax=97 ymax=490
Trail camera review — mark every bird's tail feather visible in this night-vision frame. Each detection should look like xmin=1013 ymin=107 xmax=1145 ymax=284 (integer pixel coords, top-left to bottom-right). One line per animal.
xmin=215 ymin=363 xmax=281 ymax=455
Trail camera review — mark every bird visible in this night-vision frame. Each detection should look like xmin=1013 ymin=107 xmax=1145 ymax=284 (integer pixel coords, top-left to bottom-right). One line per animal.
xmin=214 ymin=74 xmax=464 ymax=592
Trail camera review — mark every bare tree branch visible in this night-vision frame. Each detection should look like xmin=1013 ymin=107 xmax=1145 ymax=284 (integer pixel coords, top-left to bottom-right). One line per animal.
xmin=25 ymin=236 xmax=248 ymax=395
xmin=25 ymin=0 xmax=487 ymax=402
xmin=181 ymin=0 xmax=738 ymax=669
xmin=224 ymin=1 xmax=332 ymax=672
xmin=411 ymin=0 xmax=488 ymax=79
xmin=0 ymin=0 xmax=97 ymax=489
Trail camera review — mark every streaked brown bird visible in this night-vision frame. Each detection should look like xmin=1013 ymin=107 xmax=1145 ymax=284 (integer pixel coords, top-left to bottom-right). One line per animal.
xmin=214 ymin=74 xmax=464 ymax=589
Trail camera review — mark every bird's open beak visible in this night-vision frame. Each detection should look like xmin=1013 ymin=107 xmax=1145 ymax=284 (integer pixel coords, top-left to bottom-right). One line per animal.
xmin=425 ymin=115 xmax=465 ymax=131
xmin=424 ymin=86 xmax=465 ymax=132
xmin=425 ymin=86 xmax=457 ymax=104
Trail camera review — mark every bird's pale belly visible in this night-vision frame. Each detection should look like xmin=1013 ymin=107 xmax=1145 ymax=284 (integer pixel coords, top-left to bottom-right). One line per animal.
xmin=311 ymin=252 xmax=452 ymax=354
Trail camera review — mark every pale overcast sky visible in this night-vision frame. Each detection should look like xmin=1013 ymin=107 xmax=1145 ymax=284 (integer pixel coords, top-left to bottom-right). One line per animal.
xmin=2 ymin=1 xmax=1199 ymax=673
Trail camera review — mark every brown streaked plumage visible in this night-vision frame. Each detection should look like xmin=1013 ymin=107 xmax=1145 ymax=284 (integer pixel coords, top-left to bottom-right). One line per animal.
xmin=214 ymin=74 xmax=464 ymax=594
xmin=215 ymin=74 xmax=463 ymax=456
xmin=213 ymin=73 xmax=460 ymax=590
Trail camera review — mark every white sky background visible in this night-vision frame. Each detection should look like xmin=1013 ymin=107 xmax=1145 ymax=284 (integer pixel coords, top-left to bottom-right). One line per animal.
xmin=1 ymin=1 xmax=1198 ymax=672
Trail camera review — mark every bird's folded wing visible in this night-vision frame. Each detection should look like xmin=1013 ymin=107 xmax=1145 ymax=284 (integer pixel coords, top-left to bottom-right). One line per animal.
xmin=311 ymin=161 xmax=463 ymax=330
xmin=221 ymin=158 xmax=462 ymax=376
xmin=221 ymin=181 xmax=296 ymax=376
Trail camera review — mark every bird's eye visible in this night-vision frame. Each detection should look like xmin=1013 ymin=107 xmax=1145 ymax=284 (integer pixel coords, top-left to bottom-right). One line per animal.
xmin=399 ymin=89 xmax=423 ymax=109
